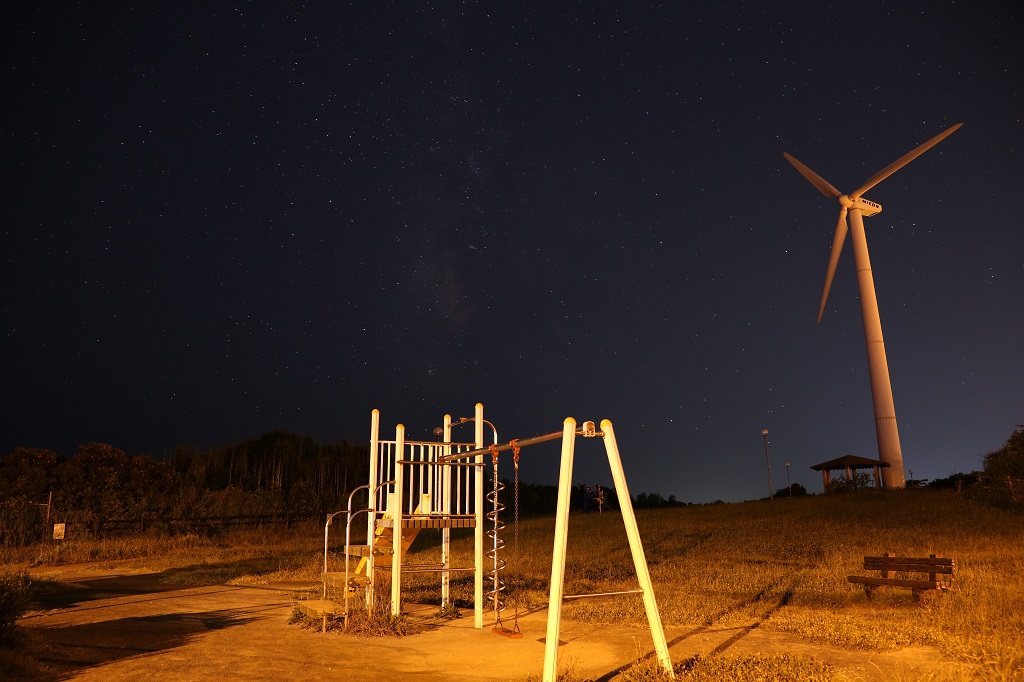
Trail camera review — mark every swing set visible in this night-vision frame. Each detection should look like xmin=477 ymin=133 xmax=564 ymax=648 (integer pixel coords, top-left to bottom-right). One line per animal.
xmin=310 ymin=403 xmax=674 ymax=681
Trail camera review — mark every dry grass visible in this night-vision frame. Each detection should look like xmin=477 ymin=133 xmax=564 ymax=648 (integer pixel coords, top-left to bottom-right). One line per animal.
xmin=2 ymin=522 xmax=327 ymax=585
xmin=6 ymin=491 xmax=1022 ymax=680
xmin=287 ymin=598 xmax=413 ymax=637
xmin=399 ymin=490 xmax=1023 ymax=680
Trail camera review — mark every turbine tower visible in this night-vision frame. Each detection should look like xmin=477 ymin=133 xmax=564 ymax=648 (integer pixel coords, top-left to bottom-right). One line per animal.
xmin=784 ymin=123 xmax=962 ymax=489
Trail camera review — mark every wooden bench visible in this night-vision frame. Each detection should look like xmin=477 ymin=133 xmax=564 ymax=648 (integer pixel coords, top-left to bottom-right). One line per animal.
xmin=847 ymin=553 xmax=954 ymax=602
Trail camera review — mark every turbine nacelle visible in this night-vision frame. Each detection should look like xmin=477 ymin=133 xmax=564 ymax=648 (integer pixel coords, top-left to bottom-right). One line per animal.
xmin=784 ymin=122 xmax=962 ymax=321
xmin=839 ymin=194 xmax=882 ymax=217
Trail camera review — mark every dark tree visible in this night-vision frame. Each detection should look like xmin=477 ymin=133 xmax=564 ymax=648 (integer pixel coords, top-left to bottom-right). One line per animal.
xmin=978 ymin=425 xmax=1024 ymax=508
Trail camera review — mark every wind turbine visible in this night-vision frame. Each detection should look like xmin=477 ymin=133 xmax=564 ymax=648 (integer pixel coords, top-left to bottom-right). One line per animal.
xmin=784 ymin=123 xmax=962 ymax=489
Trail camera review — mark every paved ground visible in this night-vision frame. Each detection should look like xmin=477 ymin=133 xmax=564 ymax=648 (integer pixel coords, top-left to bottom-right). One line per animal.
xmin=17 ymin=566 xmax=962 ymax=680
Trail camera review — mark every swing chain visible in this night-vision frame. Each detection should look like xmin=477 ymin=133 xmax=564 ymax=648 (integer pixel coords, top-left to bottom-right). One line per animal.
xmin=512 ymin=439 xmax=520 ymax=557
xmin=511 ymin=439 xmax=522 ymax=635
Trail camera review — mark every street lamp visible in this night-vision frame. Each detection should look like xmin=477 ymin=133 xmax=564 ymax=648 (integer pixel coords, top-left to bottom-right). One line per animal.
xmin=785 ymin=462 xmax=792 ymax=497
xmin=761 ymin=429 xmax=773 ymax=500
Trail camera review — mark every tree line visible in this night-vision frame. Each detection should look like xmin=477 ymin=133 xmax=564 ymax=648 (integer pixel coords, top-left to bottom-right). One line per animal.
xmin=7 ymin=423 xmax=1017 ymax=547
xmin=1 ymin=431 xmax=369 ymax=546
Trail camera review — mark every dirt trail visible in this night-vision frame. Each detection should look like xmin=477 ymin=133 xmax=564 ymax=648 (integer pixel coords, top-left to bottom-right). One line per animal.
xmin=18 ymin=565 xmax=961 ymax=680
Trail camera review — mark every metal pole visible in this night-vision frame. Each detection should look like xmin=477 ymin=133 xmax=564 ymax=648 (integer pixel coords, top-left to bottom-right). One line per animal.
xmin=342 ymin=512 xmax=352 ymax=630
xmin=601 ymin=420 xmax=674 ymax=678
xmin=441 ymin=416 xmax=452 ymax=609
xmin=324 ymin=515 xmax=332 ymax=599
xmin=392 ymin=424 xmax=405 ymax=617
xmin=761 ymin=429 xmax=773 ymax=500
xmin=785 ymin=462 xmax=792 ymax=497
xmin=474 ymin=403 xmax=485 ymax=629
xmin=367 ymin=409 xmax=380 ymax=609
xmin=438 ymin=429 xmax=565 ymax=463
xmin=542 ymin=418 xmax=578 ymax=682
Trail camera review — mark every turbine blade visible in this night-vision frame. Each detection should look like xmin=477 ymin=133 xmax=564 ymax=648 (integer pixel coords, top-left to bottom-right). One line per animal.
xmin=783 ymin=152 xmax=842 ymax=199
xmin=852 ymin=123 xmax=963 ymax=198
xmin=817 ymin=209 xmax=849 ymax=323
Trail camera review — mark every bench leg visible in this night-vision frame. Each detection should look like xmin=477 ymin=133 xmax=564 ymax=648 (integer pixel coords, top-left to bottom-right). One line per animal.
xmin=863 ymin=585 xmax=875 ymax=600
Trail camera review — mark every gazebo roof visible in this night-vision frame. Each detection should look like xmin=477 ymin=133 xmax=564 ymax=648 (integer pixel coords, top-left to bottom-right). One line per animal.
xmin=809 ymin=455 xmax=890 ymax=471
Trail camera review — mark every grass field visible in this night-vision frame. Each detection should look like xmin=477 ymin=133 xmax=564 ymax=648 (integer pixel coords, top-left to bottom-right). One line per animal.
xmin=396 ymin=490 xmax=1024 ymax=680
xmin=4 ymin=489 xmax=1022 ymax=680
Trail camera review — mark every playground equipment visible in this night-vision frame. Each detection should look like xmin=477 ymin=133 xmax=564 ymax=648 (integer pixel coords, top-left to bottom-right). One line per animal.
xmin=306 ymin=403 xmax=674 ymax=681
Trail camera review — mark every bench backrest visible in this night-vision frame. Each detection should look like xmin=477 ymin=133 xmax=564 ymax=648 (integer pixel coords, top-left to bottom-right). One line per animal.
xmin=864 ymin=555 xmax=954 ymax=574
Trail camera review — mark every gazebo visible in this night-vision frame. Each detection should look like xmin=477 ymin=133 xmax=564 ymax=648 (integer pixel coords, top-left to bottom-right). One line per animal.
xmin=810 ymin=455 xmax=890 ymax=492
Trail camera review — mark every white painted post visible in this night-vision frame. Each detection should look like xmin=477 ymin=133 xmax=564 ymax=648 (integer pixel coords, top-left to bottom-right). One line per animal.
xmin=441 ymin=413 xmax=452 ymax=608
xmin=392 ymin=423 xmax=405 ymax=617
xmin=542 ymin=417 xmax=578 ymax=682
xmin=474 ymin=402 xmax=485 ymax=628
xmin=366 ymin=409 xmax=380 ymax=609
xmin=601 ymin=419 xmax=674 ymax=678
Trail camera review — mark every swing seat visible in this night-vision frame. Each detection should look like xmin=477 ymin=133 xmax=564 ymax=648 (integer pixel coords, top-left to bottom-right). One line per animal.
xmin=492 ymin=625 xmax=523 ymax=639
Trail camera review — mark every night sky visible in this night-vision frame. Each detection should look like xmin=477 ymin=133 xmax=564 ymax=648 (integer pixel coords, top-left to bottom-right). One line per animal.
xmin=4 ymin=2 xmax=1021 ymax=503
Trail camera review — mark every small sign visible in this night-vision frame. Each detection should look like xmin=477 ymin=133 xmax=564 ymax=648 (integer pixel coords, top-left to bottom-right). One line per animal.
xmin=53 ymin=523 xmax=66 ymax=540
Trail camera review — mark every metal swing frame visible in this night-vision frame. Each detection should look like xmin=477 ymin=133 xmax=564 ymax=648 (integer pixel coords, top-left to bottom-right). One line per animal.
xmin=351 ymin=405 xmax=673 ymax=680
xmin=441 ymin=415 xmax=675 ymax=680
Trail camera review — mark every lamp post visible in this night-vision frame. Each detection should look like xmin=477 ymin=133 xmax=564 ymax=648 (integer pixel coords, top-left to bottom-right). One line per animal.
xmin=785 ymin=462 xmax=792 ymax=497
xmin=761 ymin=429 xmax=773 ymax=500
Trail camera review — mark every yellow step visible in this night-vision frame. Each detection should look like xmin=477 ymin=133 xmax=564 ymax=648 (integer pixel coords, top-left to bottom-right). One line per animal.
xmin=353 ymin=494 xmax=435 ymax=576
xmin=295 ymin=599 xmax=340 ymax=618
xmin=354 ymin=523 xmax=420 ymax=576
xmin=344 ymin=544 xmax=392 ymax=557
xmin=323 ymin=572 xmax=371 ymax=589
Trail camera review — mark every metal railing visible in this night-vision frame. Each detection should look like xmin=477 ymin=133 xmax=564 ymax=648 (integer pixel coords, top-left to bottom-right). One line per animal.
xmin=374 ymin=439 xmax=478 ymax=516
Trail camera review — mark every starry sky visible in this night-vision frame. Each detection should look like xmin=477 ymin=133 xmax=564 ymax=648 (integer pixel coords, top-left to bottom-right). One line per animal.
xmin=4 ymin=2 xmax=1021 ymax=503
